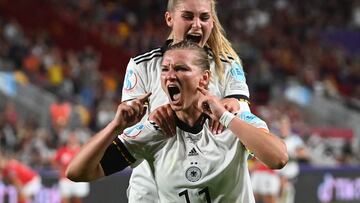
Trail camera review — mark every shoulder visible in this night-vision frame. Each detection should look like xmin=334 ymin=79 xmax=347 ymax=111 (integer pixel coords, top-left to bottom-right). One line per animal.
xmin=132 ymin=47 xmax=164 ymax=65
xmin=121 ymin=121 xmax=162 ymax=141
xmin=206 ymin=48 xmax=237 ymax=65
xmin=220 ymin=55 xmax=236 ymax=64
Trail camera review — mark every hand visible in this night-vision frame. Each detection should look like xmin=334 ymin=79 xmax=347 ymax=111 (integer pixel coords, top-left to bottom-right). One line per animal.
xmin=114 ymin=93 xmax=151 ymax=128
xmin=148 ymin=104 xmax=176 ymax=137
xmin=221 ymin=98 xmax=240 ymax=113
xmin=209 ymin=97 xmax=240 ymax=134
xmin=197 ymin=86 xmax=226 ymax=122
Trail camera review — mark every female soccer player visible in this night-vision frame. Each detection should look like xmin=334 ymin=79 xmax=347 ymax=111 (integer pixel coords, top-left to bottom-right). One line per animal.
xmin=122 ymin=0 xmax=251 ymax=201
xmin=66 ymin=41 xmax=288 ymax=203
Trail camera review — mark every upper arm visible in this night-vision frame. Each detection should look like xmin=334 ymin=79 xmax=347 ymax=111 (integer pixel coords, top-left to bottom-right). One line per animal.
xmin=223 ymin=61 xmax=250 ymax=99
xmin=120 ymin=121 xmax=164 ymax=157
xmin=100 ymin=137 xmax=136 ymax=176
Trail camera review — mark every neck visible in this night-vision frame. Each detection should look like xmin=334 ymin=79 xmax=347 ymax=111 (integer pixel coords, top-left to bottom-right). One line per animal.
xmin=175 ymin=105 xmax=203 ymax=127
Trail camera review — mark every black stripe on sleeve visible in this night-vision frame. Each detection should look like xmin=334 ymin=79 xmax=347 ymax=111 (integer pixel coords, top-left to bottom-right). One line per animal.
xmin=225 ymin=94 xmax=250 ymax=105
xmin=100 ymin=137 xmax=136 ymax=176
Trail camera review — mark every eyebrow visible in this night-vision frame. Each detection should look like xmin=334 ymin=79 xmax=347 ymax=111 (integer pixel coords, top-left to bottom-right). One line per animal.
xmin=161 ymin=63 xmax=188 ymax=68
xmin=181 ymin=11 xmax=210 ymax=15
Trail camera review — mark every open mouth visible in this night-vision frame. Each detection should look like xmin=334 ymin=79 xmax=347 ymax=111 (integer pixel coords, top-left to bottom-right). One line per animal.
xmin=167 ymin=85 xmax=181 ymax=102
xmin=186 ymin=34 xmax=202 ymax=44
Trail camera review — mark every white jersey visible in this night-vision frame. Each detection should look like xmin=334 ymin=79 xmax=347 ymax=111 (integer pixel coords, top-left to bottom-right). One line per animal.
xmin=119 ymin=111 xmax=268 ymax=203
xmin=121 ymin=42 xmax=251 ymax=202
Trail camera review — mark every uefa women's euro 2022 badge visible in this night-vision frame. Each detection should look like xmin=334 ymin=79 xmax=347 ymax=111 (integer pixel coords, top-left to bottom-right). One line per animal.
xmin=230 ymin=62 xmax=246 ymax=82
xmin=124 ymin=69 xmax=138 ymax=92
xmin=229 ymin=62 xmax=248 ymax=92
xmin=123 ymin=124 xmax=144 ymax=138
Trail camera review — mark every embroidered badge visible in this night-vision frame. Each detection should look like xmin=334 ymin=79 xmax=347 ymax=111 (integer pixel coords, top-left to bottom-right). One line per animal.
xmin=230 ymin=62 xmax=245 ymax=82
xmin=185 ymin=166 xmax=202 ymax=182
xmin=123 ymin=124 xmax=144 ymax=138
xmin=124 ymin=69 xmax=138 ymax=91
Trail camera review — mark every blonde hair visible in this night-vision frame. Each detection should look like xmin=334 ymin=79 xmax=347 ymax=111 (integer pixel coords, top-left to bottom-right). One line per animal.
xmin=167 ymin=0 xmax=241 ymax=82
xmin=166 ymin=40 xmax=210 ymax=72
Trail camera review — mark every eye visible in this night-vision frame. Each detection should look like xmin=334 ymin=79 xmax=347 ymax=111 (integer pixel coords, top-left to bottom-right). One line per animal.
xmin=200 ymin=14 xmax=211 ymax=21
xmin=161 ymin=66 xmax=169 ymax=72
xmin=181 ymin=12 xmax=194 ymax=20
xmin=175 ymin=65 xmax=188 ymax=71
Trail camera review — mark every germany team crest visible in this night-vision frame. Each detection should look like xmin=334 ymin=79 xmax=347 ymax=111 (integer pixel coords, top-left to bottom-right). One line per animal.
xmin=185 ymin=166 xmax=202 ymax=182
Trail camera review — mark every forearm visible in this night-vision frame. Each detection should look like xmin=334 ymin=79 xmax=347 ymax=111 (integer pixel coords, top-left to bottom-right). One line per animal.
xmin=66 ymin=120 xmax=125 ymax=181
xmin=228 ymin=118 xmax=288 ymax=169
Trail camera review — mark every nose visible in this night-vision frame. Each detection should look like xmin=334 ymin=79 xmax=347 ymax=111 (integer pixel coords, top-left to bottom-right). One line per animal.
xmin=192 ymin=17 xmax=201 ymax=29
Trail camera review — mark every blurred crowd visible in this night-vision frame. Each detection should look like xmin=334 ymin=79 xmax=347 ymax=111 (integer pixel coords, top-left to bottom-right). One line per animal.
xmin=0 ymin=0 xmax=359 ymax=174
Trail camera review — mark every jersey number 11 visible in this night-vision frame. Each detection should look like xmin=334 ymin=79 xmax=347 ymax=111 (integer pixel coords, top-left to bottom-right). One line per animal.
xmin=178 ymin=186 xmax=211 ymax=203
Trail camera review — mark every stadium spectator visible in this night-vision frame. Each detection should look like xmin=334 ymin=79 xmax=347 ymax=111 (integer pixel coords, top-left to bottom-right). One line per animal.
xmin=277 ymin=115 xmax=310 ymax=203
xmin=0 ymin=101 xmax=18 ymax=154
xmin=50 ymin=96 xmax=72 ymax=137
xmin=0 ymin=152 xmax=42 ymax=203
xmin=53 ymin=132 xmax=89 ymax=203
xmin=250 ymin=159 xmax=281 ymax=203
xmin=66 ymin=41 xmax=288 ymax=202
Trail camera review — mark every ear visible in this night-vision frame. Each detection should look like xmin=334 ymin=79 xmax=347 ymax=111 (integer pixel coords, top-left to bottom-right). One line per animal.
xmin=165 ymin=11 xmax=173 ymax=27
xmin=199 ymin=70 xmax=211 ymax=88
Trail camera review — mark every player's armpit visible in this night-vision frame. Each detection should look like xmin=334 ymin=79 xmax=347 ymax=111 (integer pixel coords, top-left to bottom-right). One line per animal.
xmin=100 ymin=137 xmax=136 ymax=176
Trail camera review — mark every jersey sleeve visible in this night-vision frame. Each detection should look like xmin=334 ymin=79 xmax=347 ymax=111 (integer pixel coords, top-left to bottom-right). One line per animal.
xmin=100 ymin=121 xmax=163 ymax=176
xmin=119 ymin=121 xmax=164 ymax=160
xmin=121 ymin=58 xmax=148 ymax=102
xmin=236 ymin=111 xmax=268 ymax=131
xmin=223 ymin=61 xmax=250 ymax=100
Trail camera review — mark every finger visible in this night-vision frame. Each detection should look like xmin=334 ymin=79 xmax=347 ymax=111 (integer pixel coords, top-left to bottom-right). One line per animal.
xmin=160 ymin=113 xmax=173 ymax=137
xmin=151 ymin=108 xmax=172 ymax=137
xmin=126 ymin=100 xmax=134 ymax=106
xmin=134 ymin=100 xmax=145 ymax=118
xmin=201 ymin=101 xmax=211 ymax=113
xmin=155 ymin=112 xmax=172 ymax=137
xmin=221 ymin=98 xmax=240 ymax=113
xmin=126 ymin=100 xmax=141 ymax=116
xmin=197 ymin=86 xmax=209 ymax=96
xmin=208 ymin=118 xmax=213 ymax=130
xmin=224 ymin=104 xmax=236 ymax=113
xmin=126 ymin=99 xmax=148 ymax=119
xmin=139 ymin=105 xmax=147 ymax=118
xmin=138 ymin=92 xmax=152 ymax=104
xmin=211 ymin=121 xmax=221 ymax=134
xmin=165 ymin=105 xmax=176 ymax=135
xmin=216 ymin=123 xmax=225 ymax=134
xmin=123 ymin=107 xmax=136 ymax=122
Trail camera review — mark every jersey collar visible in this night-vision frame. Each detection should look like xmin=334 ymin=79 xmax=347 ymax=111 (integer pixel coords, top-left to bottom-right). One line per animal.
xmin=174 ymin=113 xmax=209 ymax=134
